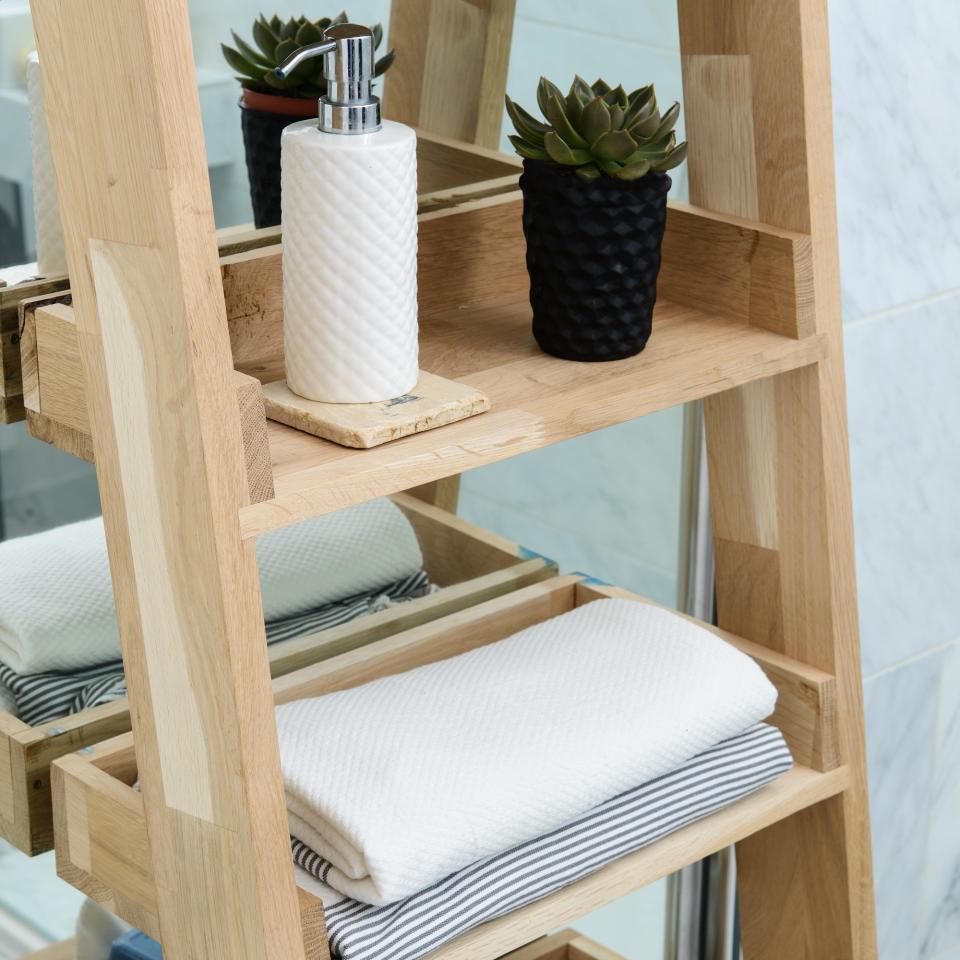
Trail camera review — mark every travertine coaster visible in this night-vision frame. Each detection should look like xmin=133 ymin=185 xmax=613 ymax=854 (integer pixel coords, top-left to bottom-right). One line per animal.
xmin=262 ymin=372 xmax=490 ymax=449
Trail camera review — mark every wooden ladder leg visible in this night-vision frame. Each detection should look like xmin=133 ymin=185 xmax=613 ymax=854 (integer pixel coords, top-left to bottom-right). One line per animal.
xmin=678 ymin=1 xmax=877 ymax=957
xmin=31 ymin=2 xmax=305 ymax=957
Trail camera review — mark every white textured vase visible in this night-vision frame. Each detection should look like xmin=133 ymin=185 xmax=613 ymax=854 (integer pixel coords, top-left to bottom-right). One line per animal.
xmin=26 ymin=52 xmax=68 ymax=278
xmin=281 ymin=119 xmax=419 ymax=403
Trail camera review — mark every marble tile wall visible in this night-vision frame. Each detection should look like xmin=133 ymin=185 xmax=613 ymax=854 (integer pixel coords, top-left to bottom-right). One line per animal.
xmin=830 ymin=0 xmax=960 ymax=952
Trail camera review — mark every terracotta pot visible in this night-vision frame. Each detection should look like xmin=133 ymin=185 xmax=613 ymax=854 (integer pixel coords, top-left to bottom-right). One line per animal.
xmin=239 ymin=89 xmax=318 ymax=228
xmin=519 ymin=159 xmax=671 ymax=362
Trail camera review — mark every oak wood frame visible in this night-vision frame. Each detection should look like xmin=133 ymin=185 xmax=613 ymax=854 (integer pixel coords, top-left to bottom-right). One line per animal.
xmin=51 ymin=578 xmax=847 ymax=960
xmin=25 ymin=0 xmax=876 ymax=957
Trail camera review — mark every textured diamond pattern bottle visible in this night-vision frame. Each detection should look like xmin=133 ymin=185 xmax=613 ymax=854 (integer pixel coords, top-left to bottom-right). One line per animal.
xmin=278 ymin=25 xmax=419 ymax=403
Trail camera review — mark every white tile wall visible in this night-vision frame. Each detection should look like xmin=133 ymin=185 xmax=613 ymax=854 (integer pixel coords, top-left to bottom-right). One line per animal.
xmin=864 ymin=655 xmax=943 ymax=960
xmin=828 ymin=0 xmax=960 ymax=952
xmin=845 ymin=295 xmax=960 ymax=676
xmin=920 ymin=644 xmax=960 ymax=959
xmin=830 ymin=0 xmax=960 ymax=324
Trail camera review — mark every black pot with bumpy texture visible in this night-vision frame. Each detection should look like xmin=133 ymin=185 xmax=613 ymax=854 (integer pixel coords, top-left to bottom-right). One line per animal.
xmin=519 ymin=159 xmax=671 ymax=362
xmin=240 ymin=104 xmax=299 ymax=229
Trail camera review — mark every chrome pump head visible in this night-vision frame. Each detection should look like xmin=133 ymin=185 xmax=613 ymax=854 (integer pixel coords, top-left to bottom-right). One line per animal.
xmin=274 ymin=24 xmax=381 ymax=134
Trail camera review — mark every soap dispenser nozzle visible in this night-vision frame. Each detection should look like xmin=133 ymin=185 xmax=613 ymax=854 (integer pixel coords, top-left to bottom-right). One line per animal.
xmin=274 ymin=24 xmax=381 ymax=135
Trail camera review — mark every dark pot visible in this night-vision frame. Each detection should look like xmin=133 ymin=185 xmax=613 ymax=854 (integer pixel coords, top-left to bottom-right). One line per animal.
xmin=240 ymin=90 xmax=317 ymax=229
xmin=519 ymin=159 xmax=671 ymax=362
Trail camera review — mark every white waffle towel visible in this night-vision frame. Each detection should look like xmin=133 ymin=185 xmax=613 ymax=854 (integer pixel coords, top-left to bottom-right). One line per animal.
xmin=0 ymin=498 xmax=422 ymax=674
xmin=276 ymin=597 xmax=777 ymax=906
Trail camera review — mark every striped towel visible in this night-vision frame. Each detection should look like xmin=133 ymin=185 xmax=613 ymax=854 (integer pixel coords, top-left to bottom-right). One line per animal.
xmin=0 ymin=571 xmax=431 ymax=725
xmin=294 ymin=724 xmax=792 ymax=960
xmin=278 ymin=599 xmax=776 ymax=906
xmin=0 ymin=497 xmax=423 ymax=674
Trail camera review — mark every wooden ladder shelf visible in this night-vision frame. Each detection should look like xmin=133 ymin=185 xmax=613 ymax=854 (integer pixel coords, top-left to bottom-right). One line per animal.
xmin=15 ymin=0 xmax=877 ymax=958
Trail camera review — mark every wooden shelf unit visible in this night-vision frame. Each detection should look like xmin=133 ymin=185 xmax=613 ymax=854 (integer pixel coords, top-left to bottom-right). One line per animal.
xmin=51 ymin=578 xmax=847 ymax=960
xmin=7 ymin=0 xmax=877 ymax=958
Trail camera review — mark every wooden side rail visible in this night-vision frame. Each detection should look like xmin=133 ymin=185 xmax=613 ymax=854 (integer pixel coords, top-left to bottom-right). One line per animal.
xmin=51 ymin=576 xmax=844 ymax=959
xmin=52 ymin=750 xmax=327 ymax=958
xmin=20 ymin=299 xmax=274 ymax=502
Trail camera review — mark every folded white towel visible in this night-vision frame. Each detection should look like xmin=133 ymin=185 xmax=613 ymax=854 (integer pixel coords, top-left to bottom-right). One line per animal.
xmin=0 ymin=499 xmax=422 ymax=674
xmin=276 ymin=597 xmax=777 ymax=906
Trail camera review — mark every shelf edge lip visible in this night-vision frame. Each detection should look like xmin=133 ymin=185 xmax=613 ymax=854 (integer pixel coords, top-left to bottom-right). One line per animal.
xmin=238 ymin=331 xmax=827 ymax=541
xmin=420 ymin=764 xmax=850 ymax=960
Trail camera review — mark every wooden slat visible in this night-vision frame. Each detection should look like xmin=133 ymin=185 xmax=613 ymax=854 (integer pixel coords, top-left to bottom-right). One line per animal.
xmin=426 ymin=767 xmax=849 ymax=960
xmin=660 ymin=203 xmax=814 ymax=338
xmin=21 ymin=940 xmax=76 ymax=960
xmin=678 ymin=1 xmax=878 ymax=956
xmin=34 ymin=303 xmax=88 ymax=434
xmin=567 ymin=934 xmax=630 ymax=960
xmin=32 ymin=1 xmax=305 ymax=957
xmin=22 ymin=301 xmax=275 ymax=503
xmin=496 ymin=930 xmax=580 ymax=960
xmin=271 ymin=577 xmax=579 ymax=705
xmin=0 ymin=712 xmax=34 ymax=853
xmin=384 ymin=0 xmax=517 ymax=149
xmin=406 ymin=476 xmax=461 ymax=514
xmin=1 ymin=278 xmax=68 ymax=423
xmin=234 ymin=371 xmax=275 ymax=503
xmin=494 ymin=929 xmax=633 ymax=960
xmin=266 ymin=560 xmax=554 ymax=680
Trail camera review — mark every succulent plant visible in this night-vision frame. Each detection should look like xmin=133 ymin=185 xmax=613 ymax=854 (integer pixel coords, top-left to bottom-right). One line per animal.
xmin=506 ymin=76 xmax=687 ymax=182
xmin=222 ymin=11 xmax=395 ymax=98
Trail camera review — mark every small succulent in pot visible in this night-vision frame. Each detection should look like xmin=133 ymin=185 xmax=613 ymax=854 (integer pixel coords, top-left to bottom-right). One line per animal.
xmin=222 ymin=13 xmax=395 ymax=100
xmin=222 ymin=12 xmax=395 ymax=228
xmin=506 ymin=77 xmax=687 ymax=361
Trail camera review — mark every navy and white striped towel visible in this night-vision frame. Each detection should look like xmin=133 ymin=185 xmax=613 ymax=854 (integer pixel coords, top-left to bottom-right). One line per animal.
xmin=0 ymin=570 xmax=431 ymax=725
xmin=294 ymin=723 xmax=792 ymax=960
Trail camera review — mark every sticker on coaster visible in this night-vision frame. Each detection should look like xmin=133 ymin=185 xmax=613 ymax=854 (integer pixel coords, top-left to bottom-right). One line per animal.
xmin=262 ymin=372 xmax=490 ymax=449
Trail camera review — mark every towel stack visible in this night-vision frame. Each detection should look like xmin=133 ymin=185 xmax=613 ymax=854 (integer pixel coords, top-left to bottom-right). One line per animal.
xmin=277 ymin=598 xmax=791 ymax=960
xmin=0 ymin=499 xmax=430 ymax=724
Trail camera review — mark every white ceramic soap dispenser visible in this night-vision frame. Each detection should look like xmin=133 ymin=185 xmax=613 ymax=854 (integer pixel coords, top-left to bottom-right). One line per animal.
xmin=276 ymin=25 xmax=418 ymax=404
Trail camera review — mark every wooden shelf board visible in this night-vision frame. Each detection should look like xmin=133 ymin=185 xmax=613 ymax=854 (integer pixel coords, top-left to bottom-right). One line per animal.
xmin=22 ymin=941 xmax=75 ymax=960
xmin=242 ymin=298 xmax=826 ymax=538
xmin=422 ymin=764 xmax=849 ymax=960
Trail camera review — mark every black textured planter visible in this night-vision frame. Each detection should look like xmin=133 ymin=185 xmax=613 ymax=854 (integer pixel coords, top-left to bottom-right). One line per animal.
xmin=519 ymin=159 xmax=671 ymax=362
xmin=240 ymin=94 xmax=316 ymax=229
